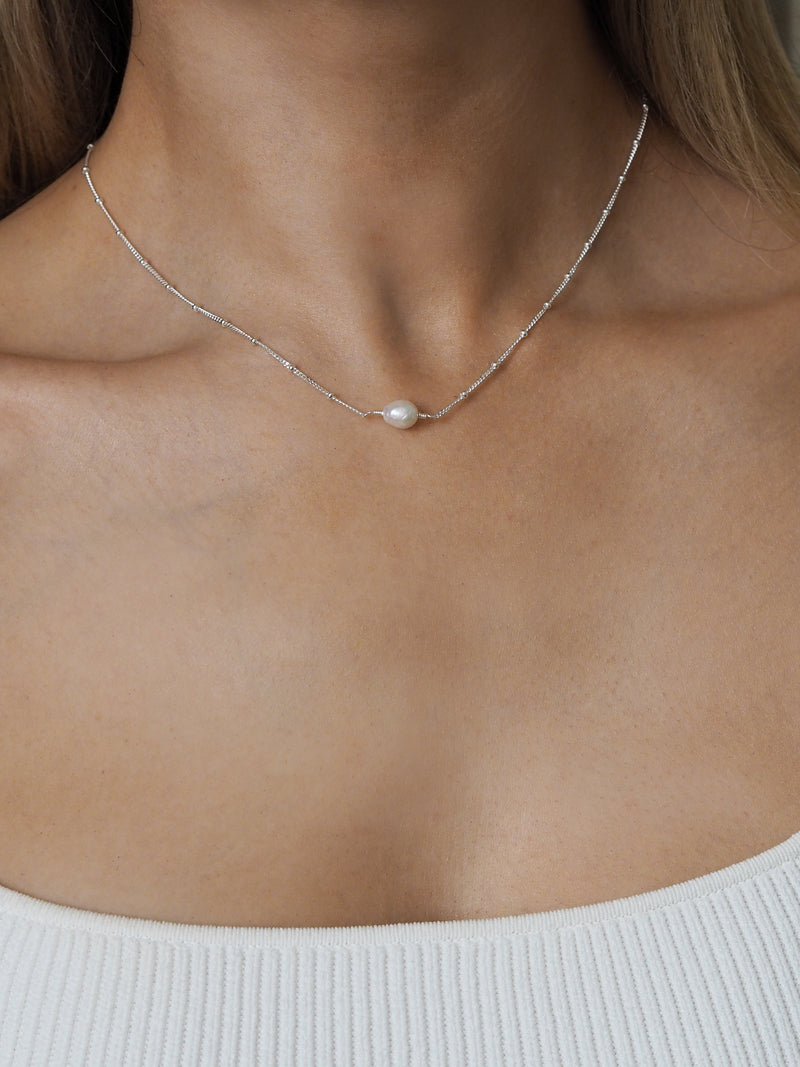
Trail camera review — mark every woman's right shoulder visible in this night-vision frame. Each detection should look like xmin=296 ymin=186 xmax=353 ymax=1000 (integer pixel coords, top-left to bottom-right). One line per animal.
xmin=0 ymin=161 xmax=198 ymax=371
xmin=0 ymin=177 xmax=74 ymax=474
xmin=0 ymin=172 xmax=130 ymax=486
xmin=0 ymin=166 xmax=119 ymax=365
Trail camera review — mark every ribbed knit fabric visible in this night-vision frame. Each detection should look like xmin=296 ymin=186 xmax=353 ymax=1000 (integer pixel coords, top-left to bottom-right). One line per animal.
xmin=2 ymin=834 xmax=800 ymax=1066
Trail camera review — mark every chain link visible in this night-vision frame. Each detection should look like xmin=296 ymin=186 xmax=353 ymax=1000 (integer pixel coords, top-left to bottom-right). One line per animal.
xmin=82 ymin=100 xmax=648 ymax=425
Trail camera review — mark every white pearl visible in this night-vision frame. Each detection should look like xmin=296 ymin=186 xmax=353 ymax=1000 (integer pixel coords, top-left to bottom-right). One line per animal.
xmin=382 ymin=400 xmax=419 ymax=429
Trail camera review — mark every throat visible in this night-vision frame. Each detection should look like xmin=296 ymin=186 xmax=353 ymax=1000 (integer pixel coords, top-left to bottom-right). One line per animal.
xmin=92 ymin=0 xmax=639 ymax=376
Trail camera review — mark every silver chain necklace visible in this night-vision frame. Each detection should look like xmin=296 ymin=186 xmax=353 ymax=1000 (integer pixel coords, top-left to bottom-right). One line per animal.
xmin=83 ymin=100 xmax=648 ymax=430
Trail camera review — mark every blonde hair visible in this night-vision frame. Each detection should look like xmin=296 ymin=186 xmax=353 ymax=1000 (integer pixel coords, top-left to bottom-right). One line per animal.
xmin=0 ymin=0 xmax=130 ymax=218
xmin=1 ymin=0 xmax=799 ymax=224
xmin=587 ymin=0 xmax=800 ymax=227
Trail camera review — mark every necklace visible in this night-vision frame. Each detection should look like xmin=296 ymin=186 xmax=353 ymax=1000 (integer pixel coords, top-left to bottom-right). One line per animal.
xmin=82 ymin=100 xmax=648 ymax=430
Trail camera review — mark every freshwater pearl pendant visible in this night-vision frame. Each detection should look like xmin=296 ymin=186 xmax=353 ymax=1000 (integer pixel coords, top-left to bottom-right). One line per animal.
xmin=382 ymin=400 xmax=419 ymax=429
xmin=82 ymin=103 xmax=649 ymax=431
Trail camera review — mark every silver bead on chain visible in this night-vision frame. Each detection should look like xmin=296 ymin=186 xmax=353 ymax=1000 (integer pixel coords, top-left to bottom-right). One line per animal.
xmin=82 ymin=100 xmax=648 ymax=430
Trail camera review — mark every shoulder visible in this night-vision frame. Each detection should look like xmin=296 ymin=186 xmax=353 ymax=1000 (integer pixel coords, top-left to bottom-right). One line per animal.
xmin=600 ymin=123 xmax=800 ymax=430
xmin=0 ymin=163 xmax=202 ymax=365
xmin=0 ymin=175 xmax=138 ymax=499
xmin=0 ymin=164 xmax=214 ymax=483
xmin=0 ymin=169 xmax=99 ymax=471
xmin=0 ymin=167 xmax=90 ymax=360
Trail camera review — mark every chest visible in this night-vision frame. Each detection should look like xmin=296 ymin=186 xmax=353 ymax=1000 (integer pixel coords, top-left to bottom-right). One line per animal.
xmin=1 ymin=349 xmax=799 ymax=923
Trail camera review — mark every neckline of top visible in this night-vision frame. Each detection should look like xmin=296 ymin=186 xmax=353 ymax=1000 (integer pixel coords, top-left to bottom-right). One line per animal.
xmin=2 ymin=830 xmax=799 ymax=948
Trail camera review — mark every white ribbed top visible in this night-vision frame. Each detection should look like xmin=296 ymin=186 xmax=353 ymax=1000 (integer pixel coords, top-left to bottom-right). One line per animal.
xmin=2 ymin=833 xmax=800 ymax=1066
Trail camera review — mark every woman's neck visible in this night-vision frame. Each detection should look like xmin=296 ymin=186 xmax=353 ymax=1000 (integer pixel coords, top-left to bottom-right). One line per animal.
xmin=94 ymin=0 xmax=639 ymax=371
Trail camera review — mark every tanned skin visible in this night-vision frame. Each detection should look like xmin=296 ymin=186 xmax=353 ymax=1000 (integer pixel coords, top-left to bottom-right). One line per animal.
xmin=0 ymin=0 xmax=798 ymax=925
